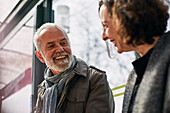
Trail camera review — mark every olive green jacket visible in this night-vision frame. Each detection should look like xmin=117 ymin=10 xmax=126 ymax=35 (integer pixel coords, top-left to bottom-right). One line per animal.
xmin=34 ymin=58 xmax=114 ymax=113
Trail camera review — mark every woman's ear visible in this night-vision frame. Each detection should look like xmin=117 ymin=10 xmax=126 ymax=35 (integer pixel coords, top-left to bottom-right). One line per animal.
xmin=35 ymin=50 xmax=45 ymax=63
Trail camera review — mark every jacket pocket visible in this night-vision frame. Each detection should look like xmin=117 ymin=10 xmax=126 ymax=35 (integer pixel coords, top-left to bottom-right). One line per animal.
xmin=64 ymin=88 xmax=88 ymax=113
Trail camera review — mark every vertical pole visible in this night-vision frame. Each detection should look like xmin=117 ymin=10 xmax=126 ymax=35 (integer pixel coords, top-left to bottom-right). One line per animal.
xmin=31 ymin=0 xmax=54 ymax=112
xmin=0 ymin=101 xmax=2 ymax=113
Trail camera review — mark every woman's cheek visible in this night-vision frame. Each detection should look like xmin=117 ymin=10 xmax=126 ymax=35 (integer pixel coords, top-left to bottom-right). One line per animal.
xmin=107 ymin=28 xmax=114 ymax=39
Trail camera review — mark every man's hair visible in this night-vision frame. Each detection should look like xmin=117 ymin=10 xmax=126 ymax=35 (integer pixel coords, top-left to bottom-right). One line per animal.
xmin=113 ymin=0 xmax=169 ymax=46
xmin=98 ymin=0 xmax=115 ymax=17
xmin=33 ymin=23 xmax=69 ymax=51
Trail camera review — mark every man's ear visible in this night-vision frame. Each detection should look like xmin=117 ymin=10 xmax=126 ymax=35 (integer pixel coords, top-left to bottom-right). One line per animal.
xmin=35 ymin=50 xmax=45 ymax=63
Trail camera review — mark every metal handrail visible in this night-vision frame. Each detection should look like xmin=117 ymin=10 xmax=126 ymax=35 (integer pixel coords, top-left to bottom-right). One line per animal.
xmin=112 ymin=84 xmax=126 ymax=97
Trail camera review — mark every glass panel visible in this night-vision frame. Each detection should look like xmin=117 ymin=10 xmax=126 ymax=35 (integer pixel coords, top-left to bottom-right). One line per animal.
xmin=0 ymin=16 xmax=33 ymax=113
xmin=3 ymin=18 xmax=33 ymax=55
xmin=0 ymin=0 xmax=20 ymax=22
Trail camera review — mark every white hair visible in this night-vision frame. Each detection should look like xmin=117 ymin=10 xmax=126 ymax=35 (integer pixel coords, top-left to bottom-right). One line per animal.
xmin=33 ymin=23 xmax=69 ymax=51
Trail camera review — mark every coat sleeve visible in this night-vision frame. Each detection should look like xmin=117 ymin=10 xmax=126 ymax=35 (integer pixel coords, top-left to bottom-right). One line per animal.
xmin=163 ymin=59 xmax=170 ymax=113
xmin=85 ymin=66 xmax=115 ymax=113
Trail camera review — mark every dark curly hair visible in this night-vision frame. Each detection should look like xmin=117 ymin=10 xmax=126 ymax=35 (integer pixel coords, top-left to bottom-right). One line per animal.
xmin=113 ymin=0 xmax=169 ymax=45
xmin=99 ymin=0 xmax=114 ymax=17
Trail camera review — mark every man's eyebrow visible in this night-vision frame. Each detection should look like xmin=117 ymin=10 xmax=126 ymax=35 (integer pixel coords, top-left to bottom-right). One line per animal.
xmin=45 ymin=38 xmax=67 ymax=47
xmin=45 ymin=41 xmax=55 ymax=48
xmin=60 ymin=38 xmax=67 ymax=41
xmin=47 ymin=41 xmax=55 ymax=45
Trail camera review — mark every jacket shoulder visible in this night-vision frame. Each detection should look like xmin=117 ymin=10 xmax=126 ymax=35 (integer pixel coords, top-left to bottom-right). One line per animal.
xmin=88 ymin=66 xmax=108 ymax=85
xmin=89 ymin=65 xmax=106 ymax=73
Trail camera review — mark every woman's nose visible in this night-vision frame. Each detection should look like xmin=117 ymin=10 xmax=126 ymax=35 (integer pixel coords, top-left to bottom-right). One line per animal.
xmin=102 ymin=31 xmax=109 ymax=41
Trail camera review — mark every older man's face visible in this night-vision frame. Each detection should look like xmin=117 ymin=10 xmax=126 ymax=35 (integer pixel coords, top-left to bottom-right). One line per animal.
xmin=36 ymin=27 xmax=73 ymax=74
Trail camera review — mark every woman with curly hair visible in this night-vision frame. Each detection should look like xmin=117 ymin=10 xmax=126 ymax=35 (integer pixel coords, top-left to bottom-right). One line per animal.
xmin=99 ymin=0 xmax=170 ymax=113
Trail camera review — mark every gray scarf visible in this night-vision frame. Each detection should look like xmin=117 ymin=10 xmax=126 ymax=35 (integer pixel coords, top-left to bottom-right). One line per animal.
xmin=43 ymin=56 xmax=77 ymax=113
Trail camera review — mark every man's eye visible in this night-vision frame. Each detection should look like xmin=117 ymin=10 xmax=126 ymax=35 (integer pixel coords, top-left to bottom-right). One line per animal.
xmin=60 ymin=42 xmax=68 ymax=46
xmin=47 ymin=45 xmax=54 ymax=49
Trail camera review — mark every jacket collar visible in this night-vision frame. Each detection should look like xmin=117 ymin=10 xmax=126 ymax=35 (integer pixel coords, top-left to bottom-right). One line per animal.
xmin=73 ymin=58 xmax=88 ymax=77
xmin=57 ymin=58 xmax=88 ymax=108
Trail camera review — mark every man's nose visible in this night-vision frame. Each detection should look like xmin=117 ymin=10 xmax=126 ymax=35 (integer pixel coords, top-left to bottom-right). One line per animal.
xmin=55 ymin=44 xmax=64 ymax=53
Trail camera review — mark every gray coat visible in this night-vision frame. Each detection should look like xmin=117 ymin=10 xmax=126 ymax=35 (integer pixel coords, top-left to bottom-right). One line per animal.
xmin=122 ymin=31 xmax=170 ymax=113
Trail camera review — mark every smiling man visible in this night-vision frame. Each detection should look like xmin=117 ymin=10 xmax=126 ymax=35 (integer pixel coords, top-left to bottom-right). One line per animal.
xmin=33 ymin=23 xmax=114 ymax=113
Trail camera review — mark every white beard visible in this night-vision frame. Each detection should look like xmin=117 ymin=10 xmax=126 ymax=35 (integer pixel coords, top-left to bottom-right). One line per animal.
xmin=50 ymin=56 xmax=73 ymax=72
xmin=43 ymin=53 xmax=73 ymax=72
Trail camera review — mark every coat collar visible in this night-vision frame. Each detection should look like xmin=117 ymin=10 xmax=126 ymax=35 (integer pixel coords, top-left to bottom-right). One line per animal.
xmin=122 ymin=34 xmax=166 ymax=112
xmin=123 ymin=31 xmax=170 ymax=113
xmin=72 ymin=58 xmax=88 ymax=77
xmin=122 ymin=69 xmax=137 ymax=113
xmin=57 ymin=58 xmax=88 ymax=108
xmin=132 ymin=31 xmax=170 ymax=112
